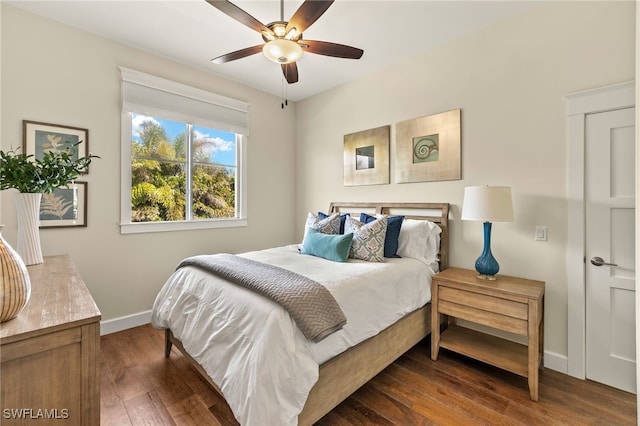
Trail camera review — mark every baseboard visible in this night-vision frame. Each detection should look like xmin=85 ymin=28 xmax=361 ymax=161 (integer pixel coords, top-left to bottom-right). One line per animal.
xmin=100 ymin=310 xmax=152 ymax=336
xmin=543 ymin=350 xmax=568 ymax=374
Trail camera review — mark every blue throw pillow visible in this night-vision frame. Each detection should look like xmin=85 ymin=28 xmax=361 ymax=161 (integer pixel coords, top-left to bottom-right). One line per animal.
xmin=318 ymin=211 xmax=350 ymax=234
xmin=301 ymin=228 xmax=354 ymax=262
xmin=361 ymin=213 xmax=404 ymax=258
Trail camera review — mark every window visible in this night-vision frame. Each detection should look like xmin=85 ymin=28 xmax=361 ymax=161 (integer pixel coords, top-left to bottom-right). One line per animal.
xmin=119 ymin=67 xmax=249 ymax=234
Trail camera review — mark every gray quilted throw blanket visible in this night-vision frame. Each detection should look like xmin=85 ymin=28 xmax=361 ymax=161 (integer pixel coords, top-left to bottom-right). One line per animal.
xmin=176 ymin=254 xmax=347 ymax=342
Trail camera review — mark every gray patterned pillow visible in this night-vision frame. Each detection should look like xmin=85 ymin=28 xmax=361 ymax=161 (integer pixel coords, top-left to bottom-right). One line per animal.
xmin=305 ymin=212 xmax=340 ymax=236
xmin=344 ymin=215 xmax=387 ymax=262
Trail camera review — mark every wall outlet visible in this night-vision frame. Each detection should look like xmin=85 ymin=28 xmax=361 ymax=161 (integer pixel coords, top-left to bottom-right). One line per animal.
xmin=535 ymin=226 xmax=547 ymax=241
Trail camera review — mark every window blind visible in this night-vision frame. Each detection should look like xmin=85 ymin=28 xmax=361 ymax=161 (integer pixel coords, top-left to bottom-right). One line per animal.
xmin=120 ymin=67 xmax=250 ymax=135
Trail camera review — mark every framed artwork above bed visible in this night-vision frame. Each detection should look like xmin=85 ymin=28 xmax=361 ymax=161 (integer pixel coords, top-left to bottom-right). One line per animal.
xmin=395 ymin=109 xmax=461 ymax=183
xmin=343 ymin=125 xmax=390 ymax=186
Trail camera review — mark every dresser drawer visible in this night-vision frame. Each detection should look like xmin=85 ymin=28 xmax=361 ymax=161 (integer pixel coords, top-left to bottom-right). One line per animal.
xmin=438 ymin=286 xmax=528 ymax=335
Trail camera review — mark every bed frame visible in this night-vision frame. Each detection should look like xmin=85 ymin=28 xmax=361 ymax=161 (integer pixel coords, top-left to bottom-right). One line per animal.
xmin=164 ymin=202 xmax=449 ymax=425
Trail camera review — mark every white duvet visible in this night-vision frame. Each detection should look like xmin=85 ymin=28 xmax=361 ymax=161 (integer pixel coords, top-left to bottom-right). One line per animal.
xmin=151 ymin=245 xmax=434 ymax=426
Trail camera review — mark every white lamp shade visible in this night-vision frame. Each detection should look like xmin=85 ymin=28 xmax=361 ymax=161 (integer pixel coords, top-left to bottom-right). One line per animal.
xmin=461 ymin=186 xmax=514 ymax=222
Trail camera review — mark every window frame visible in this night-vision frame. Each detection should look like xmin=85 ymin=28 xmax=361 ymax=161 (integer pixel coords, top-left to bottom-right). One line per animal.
xmin=119 ymin=68 xmax=248 ymax=234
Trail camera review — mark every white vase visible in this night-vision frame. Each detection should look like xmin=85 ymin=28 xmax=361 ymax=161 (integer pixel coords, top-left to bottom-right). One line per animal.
xmin=0 ymin=227 xmax=31 ymax=322
xmin=15 ymin=193 xmax=43 ymax=265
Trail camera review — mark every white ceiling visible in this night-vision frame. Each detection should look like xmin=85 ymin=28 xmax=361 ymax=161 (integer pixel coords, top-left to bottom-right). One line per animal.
xmin=6 ymin=0 xmax=541 ymax=102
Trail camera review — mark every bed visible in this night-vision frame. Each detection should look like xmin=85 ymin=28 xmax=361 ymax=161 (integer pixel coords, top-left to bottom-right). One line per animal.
xmin=152 ymin=202 xmax=449 ymax=425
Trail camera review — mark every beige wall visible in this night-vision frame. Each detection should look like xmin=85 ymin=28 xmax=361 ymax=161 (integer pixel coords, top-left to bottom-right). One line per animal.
xmin=0 ymin=5 xmax=298 ymax=321
xmin=1 ymin=1 xmax=635 ymax=361
xmin=294 ymin=1 xmax=635 ymax=359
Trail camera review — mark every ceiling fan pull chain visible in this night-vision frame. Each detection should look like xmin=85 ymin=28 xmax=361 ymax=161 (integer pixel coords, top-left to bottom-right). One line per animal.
xmin=281 ymin=76 xmax=286 ymax=109
xmin=280 ymin=73 xmax=289 ymax=109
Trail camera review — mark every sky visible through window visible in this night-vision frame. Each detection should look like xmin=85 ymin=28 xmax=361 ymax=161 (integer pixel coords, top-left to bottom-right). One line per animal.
xmin=132 ymin=113 xmax=236 ymax=167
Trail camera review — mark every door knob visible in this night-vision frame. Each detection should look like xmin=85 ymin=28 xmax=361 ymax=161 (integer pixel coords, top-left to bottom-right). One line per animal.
xmin=590 ymin=256 xmax=618 ymax=267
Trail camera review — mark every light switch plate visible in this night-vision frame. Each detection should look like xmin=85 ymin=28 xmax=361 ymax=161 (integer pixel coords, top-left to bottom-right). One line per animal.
xmin=535 ymin=226 xmax=547 ymax=241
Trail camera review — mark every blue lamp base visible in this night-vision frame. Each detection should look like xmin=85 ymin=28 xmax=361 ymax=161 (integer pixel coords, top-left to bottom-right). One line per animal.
xmin=475 ymin=221 xmax=499 ymax=280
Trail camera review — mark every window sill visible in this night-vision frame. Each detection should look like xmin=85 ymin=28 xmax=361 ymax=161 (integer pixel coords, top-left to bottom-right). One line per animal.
xmin=119 ymin=217 xmax=247 ymax=234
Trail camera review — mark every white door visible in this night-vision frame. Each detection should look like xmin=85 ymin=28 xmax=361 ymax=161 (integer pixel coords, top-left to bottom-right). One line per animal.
xmin=585 ymin=107 xmax=636 ymax=394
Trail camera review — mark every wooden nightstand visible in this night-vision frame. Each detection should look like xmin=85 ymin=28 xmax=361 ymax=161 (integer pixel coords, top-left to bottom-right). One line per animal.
xmin=431 ymin=267 xmax=544 ymax=401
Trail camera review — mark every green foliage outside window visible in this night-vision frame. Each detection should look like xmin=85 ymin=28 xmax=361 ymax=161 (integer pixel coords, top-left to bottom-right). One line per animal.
xmin=131 ymin=118 xmax=235 ymax=222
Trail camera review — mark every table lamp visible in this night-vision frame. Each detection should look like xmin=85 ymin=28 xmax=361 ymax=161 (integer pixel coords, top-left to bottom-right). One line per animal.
xmin=461 ymin=186 xmax=514 ymax=280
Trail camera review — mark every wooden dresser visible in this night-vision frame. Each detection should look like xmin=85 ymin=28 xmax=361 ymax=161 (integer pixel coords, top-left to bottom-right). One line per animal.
xmin=0 ymin=255 xmax=101 ymax=425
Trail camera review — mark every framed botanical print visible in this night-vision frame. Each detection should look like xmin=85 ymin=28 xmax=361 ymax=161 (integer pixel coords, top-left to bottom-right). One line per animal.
xmin=39 ymin=182 xmax=87 ymax=228
xmin=23 ymin=120 xmax=89 ymax=171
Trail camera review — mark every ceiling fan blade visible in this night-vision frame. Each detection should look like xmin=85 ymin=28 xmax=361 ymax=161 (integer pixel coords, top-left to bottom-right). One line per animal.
xmin=286 ymin=0 xmax=334 ymax=35
xmin=302 ymin=40 xmax=364 ymax=59
xmin=206 ymin=0 xmax=272 ymax=36
xmin=281 ymin=62 xmax=299 ymax=84
xmin=211 ymin=45 xmax=264 ymax=64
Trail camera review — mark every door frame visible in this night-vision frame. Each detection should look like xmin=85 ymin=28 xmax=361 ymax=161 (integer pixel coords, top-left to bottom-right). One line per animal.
xmin=566 ymin=80 xmax=634 ymax=379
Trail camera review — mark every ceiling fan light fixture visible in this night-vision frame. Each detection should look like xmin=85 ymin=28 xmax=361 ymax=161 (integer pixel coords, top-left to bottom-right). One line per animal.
xmin=262 ymin=30 xmax=276 ymax=41
xmin=273 ymin=23 xmax=286 ymax=38
xmin=207 ymin=0 xmax=363 ymax=84
xmin=285 ymin=27 xmax=298 ymax=40
xmin=263 ymin=39 xmax=303 ymax=64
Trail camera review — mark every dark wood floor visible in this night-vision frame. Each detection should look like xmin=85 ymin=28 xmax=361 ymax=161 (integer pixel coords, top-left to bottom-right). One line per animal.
xmin=101 ymin=324 xmax=636 ymax=425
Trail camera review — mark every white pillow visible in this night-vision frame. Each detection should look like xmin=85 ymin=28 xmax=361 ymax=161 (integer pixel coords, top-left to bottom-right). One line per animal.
xmin=397 ymin=219 xmax=442 ymax=265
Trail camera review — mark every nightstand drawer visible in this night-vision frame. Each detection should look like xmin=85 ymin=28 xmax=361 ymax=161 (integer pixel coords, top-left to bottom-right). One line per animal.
xmin=438 ymin=286 xmax=529 ymax=335
xmin=439 ymin=300 xmax=528 ymax=335
xmin=439 ymin=286 xmax=528 ymax=320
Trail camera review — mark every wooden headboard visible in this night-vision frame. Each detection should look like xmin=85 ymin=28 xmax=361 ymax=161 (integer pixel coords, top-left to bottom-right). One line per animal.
xmin=328 ymin=202 xmax=450 ymax=270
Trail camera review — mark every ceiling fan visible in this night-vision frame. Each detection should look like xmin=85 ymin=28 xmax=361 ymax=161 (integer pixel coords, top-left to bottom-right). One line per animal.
xmin=207 ymin=0 xmax=364 ymax=84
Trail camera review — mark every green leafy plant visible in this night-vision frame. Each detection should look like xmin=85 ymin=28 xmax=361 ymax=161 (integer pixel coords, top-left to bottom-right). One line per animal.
xmin=0 ymin=143 xmax=99 ymax=193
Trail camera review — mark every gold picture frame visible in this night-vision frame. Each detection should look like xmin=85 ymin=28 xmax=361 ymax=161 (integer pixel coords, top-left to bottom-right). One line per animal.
xmin=343 ymin=125 xmax=390 ymax=186
xmin=395 ymin=109 xmax=461 ymax=183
